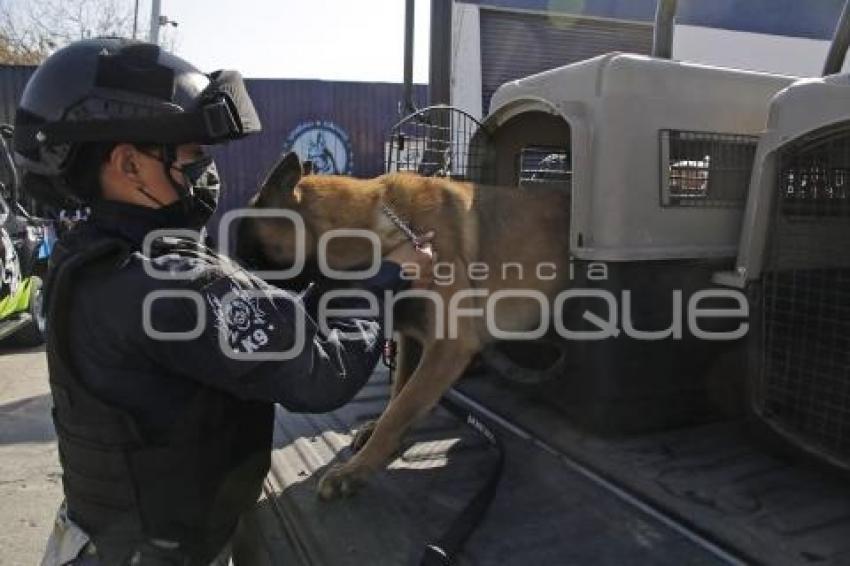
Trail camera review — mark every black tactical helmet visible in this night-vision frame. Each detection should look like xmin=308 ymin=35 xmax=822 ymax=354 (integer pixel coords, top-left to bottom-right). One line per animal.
xmin=13 ymin=37 xmax=261 ymax=183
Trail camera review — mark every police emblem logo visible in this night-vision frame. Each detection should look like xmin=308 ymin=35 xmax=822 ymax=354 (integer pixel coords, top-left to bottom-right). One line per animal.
xmin=207 ymin=285 xmax=273 ymax=354
xmin=224 ymin=297 xmax=255 ymax=332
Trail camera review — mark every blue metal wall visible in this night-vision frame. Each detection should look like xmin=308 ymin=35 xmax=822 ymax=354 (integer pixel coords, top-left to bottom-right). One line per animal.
xmin=459 ymin=0 xmax=846 ymax=40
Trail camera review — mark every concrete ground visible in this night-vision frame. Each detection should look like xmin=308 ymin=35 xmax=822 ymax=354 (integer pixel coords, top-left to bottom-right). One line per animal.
xmin=0 ymin=345 xmax=61 ymax=566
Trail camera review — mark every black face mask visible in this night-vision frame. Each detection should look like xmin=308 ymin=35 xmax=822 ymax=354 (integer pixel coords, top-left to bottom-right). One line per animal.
xmin=138 ymin=147 xmax=221 ymax=231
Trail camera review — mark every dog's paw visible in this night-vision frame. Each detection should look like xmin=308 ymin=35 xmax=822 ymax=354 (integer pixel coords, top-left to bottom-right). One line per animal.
xmin=351 ymin=420 xmax=377 ymax=454
xmin=317 ymin=463 xmax=371 ymax=500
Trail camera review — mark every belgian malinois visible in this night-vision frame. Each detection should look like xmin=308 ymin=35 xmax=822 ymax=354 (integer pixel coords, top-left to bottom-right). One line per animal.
xmin=238 ymin=153 xmax=571 ymax=499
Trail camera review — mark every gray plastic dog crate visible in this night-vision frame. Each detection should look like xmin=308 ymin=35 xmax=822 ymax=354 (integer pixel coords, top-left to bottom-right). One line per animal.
xmin=386 ymin=53 xmax=802 ymax=434
xmin=717 ymin=74 xmax=850 ymax=470
xmin=479 ymin=53 xmax=796 ymax=433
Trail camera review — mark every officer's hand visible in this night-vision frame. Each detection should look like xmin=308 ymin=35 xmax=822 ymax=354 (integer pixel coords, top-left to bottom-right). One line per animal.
xmin=385 ymin=231 xmax=436 ymax=289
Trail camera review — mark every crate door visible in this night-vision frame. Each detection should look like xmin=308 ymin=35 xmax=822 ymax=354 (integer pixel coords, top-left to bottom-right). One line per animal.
xmin=755 ymin=126 xmax=850 ymax=469
xmin=386 ymin=106 xmax=495 ymax=184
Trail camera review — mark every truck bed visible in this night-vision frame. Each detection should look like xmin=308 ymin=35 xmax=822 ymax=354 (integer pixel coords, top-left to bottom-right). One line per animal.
xmin=244 ymin=368 xmax=850 ymax=566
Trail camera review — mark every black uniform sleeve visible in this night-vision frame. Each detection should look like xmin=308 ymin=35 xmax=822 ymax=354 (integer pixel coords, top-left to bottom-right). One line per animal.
xmin=147 ymin=261 xmax=406 ymax=412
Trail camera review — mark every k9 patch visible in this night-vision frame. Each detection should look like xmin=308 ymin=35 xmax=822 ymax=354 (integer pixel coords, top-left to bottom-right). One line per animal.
xmin=201 ymin=275 xmax=305 ymax=362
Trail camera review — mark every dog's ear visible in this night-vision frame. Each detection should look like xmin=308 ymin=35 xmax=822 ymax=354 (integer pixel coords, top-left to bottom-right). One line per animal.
xmin=258 ymin=152 xmax=302 ymax=204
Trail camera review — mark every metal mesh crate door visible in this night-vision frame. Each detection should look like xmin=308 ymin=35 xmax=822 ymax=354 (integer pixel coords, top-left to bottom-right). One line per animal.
xmin=757 ymin=127 xmax=850 ymax=469
xmin=386 ymin=106 xmax=495 ymax=184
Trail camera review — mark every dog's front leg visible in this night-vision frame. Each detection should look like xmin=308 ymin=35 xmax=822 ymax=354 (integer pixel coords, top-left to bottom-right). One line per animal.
xmin=317 ymin=338 xmax=477 ymax=500
xmin=351 ymin=334 xmax=423 ymax=453
xmin=390 ymin=334 xmax=423 ymax=398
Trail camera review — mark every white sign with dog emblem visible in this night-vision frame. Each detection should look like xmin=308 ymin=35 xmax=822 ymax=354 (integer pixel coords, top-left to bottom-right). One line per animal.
xmin=284 ymin=120 xmax=353 ymax=175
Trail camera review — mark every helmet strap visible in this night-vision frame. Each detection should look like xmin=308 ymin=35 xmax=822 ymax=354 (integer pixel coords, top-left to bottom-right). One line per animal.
xmin=129 ymin=145 xmax=189 ymax=210
xmin=136 ymin=185 xmax=167 ymax=207
xmin=160 ymin=144 xmax=190 ymax=198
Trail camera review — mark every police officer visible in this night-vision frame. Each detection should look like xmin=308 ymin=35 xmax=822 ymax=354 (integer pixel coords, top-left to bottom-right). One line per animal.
xmin=13 ymin=38 xmax=434 ymax=565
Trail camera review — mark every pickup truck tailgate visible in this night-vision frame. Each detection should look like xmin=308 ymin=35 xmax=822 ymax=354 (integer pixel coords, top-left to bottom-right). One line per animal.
xmin=247 ymin=368 xmax=731 ymax=566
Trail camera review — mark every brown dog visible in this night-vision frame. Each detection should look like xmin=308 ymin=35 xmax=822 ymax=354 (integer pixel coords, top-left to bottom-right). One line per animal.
xmin=238 ymin=152 xmax=571 ymax=499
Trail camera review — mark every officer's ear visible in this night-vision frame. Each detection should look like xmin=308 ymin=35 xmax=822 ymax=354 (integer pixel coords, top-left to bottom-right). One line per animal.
xmin=111 ymin=144 xmax=142 ymax=181
xmin=257 ymin=152 xmax=302 ymax=206
xmin=101 ymin=143 xmax=145 ymax=196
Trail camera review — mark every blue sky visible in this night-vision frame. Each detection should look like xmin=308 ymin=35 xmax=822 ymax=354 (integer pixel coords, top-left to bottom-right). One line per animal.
xmin=162 ymin=0 xmax=432 ymax=82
